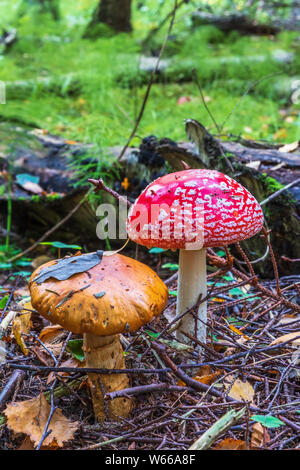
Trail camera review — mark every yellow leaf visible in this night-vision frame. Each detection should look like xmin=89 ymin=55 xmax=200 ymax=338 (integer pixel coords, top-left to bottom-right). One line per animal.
xmin=12 ymin=318 xmax=29 ymax=355
xmin=228 ymin=324 xmax=250 ymax=340
xmin=4 ymin=394 xmax=79 ymax=448
xmin=121 ymin=177 xmax=129 ymax=191
xmin=224 ymin=377 xmax=255 ymax=403
xmin=273 ymin=128 xmax=288 ymax=140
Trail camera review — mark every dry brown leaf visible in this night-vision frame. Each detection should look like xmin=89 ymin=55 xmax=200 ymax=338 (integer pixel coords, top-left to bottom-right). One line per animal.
xmin=224 ymin=377 xmax=255 ymax=403
xmin=213 ymin=438 xmax=247 ymax=450
xmin=278 ymin=141 xmax=299 ymax=153
xmin=250 ymin=422 xmax=270 ymax=449
xmin=4 ymin=394 xmax=79 ymax=448
xmin=30 ymin=343 xmax=62 ymax=366
xmin=14 ymin=287 xmax=30 ymax=298
xmin=270 ymin=332 xmax=300 ymax=348
xmin=18 ymin=436 xmax=59 ymax=450
xmin=31 ymin=255 xmax=54 ymax=270
xmin=39 ymin=325 xmax=64 ymax=343
xmin=277 ymin=314 xmax=298 ymax=326
xmin=46 ymin=357 xmax=82 ymax=385
xmin=177 ymin=366 xmax=222 ymax=387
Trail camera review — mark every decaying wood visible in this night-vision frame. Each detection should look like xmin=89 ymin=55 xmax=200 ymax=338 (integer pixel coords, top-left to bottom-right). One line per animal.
xmin=192 ymin=12 xmax=281 ymax=35
xmin=189 ymin=407 xmax=246 ymax=450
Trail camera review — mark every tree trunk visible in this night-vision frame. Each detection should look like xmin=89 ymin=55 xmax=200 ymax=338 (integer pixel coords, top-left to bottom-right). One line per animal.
xmin=84 ymin=0 xmax=132 ymax=38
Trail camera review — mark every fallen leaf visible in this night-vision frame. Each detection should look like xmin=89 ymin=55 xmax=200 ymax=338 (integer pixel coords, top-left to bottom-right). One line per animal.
xmin=31 ymin=255 xmax=54 ymax=270
xmin=228 ymin=324 xmax=250 ymax=340
xmin=213 ymin=438 xmax=246 ymax=450
xmin=12 ymin=319 xmax=28 ymax=355
xmin=18 ymin=436 xmax=58 ymax=450
xmin=46 ymin=357 xmax=82 ymax=385
xmin=277 ymin=314 xmax=298 ymax=326
xmin=31 ymin=343 xmax=62 ymax=366
xmin=245 ymin=160 xmax=261 ymax=170
xmin=39 ymin=325 xmax=64 ymax=343
xmin=177 ymin=366 xmax=222 ymax=386
xmin=121 ymin=177 xmax=129 ymax=191
xmin=270 ymin=332 xmax=300 ymax=348
xmin=273 ymin=128 xmax=288 ymax=140
xmin=278 ymin=141 xmax=299 ymax=153
xmin=250 ymin=422 xmax=270 ymax=449
xmin=4 ymin=394 xmax=79 ymax=447
xmin=285 ymin=116 xmax=295 ymax=124
xmin=177 ymin=96 xmax=192 ymax=105
xmin=21 ymin=181 xmax=44 ymax=195
xmin=224 ymin=377 xmax=255 ymax=403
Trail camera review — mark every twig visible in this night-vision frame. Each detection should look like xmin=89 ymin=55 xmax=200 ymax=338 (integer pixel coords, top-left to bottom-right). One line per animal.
xmin=192 ymin=68 xmax=221 ymax=134
xmin=260 ymin=178 xmax=300 ymax=206
xmin=88 ymin=178 xmax=131 ymax=207
xmin=0 ymin=369 xmax=26 ymax=409
xmin=117 ymin=0 xmax=179 ymax=161
xmin=36 ymin=332 xmax=72 ymax=450
xmin=8 ymin=189 xmax=93 ymax=263
xmin=105 ymin=383 xmax=189 ymax=400
xmin=0 ymin=276 xmax=22 ymax=324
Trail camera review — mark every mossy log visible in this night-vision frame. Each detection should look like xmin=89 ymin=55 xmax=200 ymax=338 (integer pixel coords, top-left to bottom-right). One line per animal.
xmin=1 ymin=121 xmax=299 ymax=277
xmin=4 ymin=75 xmax=81 ymax=100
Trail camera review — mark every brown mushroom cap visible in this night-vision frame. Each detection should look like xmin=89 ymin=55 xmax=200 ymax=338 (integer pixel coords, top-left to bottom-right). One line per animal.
xmin=29 ymin=253 xmax=168 ymax=336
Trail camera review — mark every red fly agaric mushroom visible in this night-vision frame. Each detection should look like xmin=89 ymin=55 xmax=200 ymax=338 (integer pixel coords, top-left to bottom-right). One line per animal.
xmin=127 ymin=169 xmax=264 ymax=353
xmin=29 ymin=253 xmax=168 ymax=422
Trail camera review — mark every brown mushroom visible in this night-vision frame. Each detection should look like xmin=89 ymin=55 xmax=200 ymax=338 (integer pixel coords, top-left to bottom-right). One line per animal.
xmin=29 ymin=253 xmax=168 ymax=422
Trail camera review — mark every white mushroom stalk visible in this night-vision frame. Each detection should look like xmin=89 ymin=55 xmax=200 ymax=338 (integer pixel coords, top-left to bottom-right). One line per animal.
xmin=176 ymin=248 xmax=207 ymax=347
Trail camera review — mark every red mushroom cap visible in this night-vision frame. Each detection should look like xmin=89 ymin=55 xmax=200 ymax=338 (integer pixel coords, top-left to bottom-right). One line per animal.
xmin=127 ymin=169 xmax=264 ymax=250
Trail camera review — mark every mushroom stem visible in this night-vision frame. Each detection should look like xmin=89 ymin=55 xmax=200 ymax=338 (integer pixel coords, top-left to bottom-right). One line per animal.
xmin=176 ymin=248 xmax=207 ymax=354
xmin=83 ymin=333 xmax=133 ymax=422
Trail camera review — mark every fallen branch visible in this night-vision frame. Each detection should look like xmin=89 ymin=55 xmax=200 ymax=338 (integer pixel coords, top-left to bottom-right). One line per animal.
xmin=0 ymin=369 xmax=26 ymax=410
xmin=189 ymin=407 xmax=246 ymax=450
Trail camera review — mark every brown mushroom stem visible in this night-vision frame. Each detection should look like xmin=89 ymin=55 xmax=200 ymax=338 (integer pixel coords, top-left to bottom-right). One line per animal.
xmin=176 ymin=248 xmax=207 ymax=355
xmin=83 ymin=332 xmax=133 ymax=422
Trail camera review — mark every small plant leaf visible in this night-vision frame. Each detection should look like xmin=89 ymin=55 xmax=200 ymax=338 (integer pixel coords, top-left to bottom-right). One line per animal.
xmin=149 ymin=247 xmax=166 ymax=254
xmin=162 ymin=263 xmax=179 ymax=271
xmin=68 ymin=339 xmax=84 ymax=362
xmin=40 ymin=241 xmax=82 ymax=250
xmin=251 ymin=415 xmax=286 ymax=428
xmin=0 ymin=295 xmax=9 ymax=309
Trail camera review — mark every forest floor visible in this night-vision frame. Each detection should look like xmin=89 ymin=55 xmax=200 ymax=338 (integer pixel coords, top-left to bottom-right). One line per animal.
xmin=0 ymin=242 xmax=300 ymax=450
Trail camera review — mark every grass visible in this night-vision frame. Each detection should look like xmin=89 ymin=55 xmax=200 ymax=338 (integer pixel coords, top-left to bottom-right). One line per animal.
xmin=0 ymin=1 xmax=299 ymax=150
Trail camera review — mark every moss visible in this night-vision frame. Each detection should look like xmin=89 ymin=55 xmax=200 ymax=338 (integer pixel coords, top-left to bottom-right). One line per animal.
xmin=0 ymin=1 xmax=298 ymax=149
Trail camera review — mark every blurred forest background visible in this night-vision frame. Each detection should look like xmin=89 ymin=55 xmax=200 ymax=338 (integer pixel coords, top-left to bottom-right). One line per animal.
xmin=0 ymin=0 xmax=299 ymax=146
xmin=0 ymin=0 xmax=299 ymax=269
